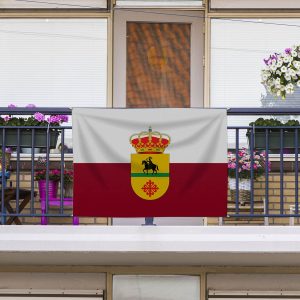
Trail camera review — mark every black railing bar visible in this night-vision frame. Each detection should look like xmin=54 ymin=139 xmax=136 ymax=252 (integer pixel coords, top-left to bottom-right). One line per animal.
xmin=227 ymin=107 xmax=300 ymax=115
xmin=235 ymin=128 xmax=239 ymax=214
xmin=0 ymin=126 xmax=72 ymax=129
xmin=265 ymin=129 xmax=269 ymax=215
xmin=1 ymin=128 xmax=6 ymax=224
xmin=0 ymin=108 xmax=72 ymax=115
xmin=2 ymin=213 xmax=74 ymax=217
xmin=228 ymin=214 xmax=300 ymax=218
xmin=295 ymin=129 xmax=299 ymax=215
xmin=250 ymin=127 xmax=254 ymax=215
xmin=30 ymin=128 xmax=35 ymax=215
xmin=1 ymin=107 xmax=300 ymax=115
xmin=280 ymin=129 xmax=284 ymax=215
xmin=45 ymin=127 xmax=50 ymax=215
xmin=229 ymin=126 xmax=300 ymax=129
xmin=16 ymin=128 xmax=20 ymax=214
xmin=2 ymin=107 xmax=300 ymax=115
xmin=60 ymin=129 xmax=65 ymax=214
xmin=0 ymin=212 xmax=295 ymax=218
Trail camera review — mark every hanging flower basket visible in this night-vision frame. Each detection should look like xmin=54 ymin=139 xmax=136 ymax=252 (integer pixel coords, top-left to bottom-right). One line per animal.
xmin=261 ymin=45 xmax=300 ymax=99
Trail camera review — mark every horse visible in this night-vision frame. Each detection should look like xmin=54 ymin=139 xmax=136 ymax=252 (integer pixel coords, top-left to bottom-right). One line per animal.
xmin=142 ymin=160 xmax=159 ymax=174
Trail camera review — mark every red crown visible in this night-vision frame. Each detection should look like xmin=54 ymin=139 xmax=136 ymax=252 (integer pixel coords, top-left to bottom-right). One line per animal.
xmin=130 ymin=127 xmax=171 ymax=154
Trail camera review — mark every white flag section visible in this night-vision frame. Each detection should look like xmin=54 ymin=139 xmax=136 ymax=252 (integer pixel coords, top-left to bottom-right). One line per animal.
xmin=73 ymin=108 xmax=228 ymax=217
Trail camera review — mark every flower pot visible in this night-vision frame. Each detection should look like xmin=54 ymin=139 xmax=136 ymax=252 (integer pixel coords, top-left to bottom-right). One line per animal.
xmin=0 ymin=129 xmax=60 ymax=149
xmin=64 ymin=182 xmax=73 ymax=198
xmin=38 ymin=180 xmax=58 ymax=199
xmin=246 ymin=131 xmax=300 ymax=151
xmin=228 ymin=178 xmax=251 ymax=206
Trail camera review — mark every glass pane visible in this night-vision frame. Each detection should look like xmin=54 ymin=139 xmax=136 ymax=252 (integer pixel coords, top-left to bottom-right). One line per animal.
xmin=211 ymin=0 xmax=300 ymax=9
xmin=0 ymin=0 xmax=107 ymax=9
xmin=211 ymin=18 xmax=300 ymax=109
xmin=211 ymin=18 xmax=300 ymax=146
xmin=117 ymin=0 xmax=202 ymax=7
xmin=126 ymin=22 xmax=191 ymax=108
xmin=0 ymin=19 xmax=107 ymax=107
xmin=113 ymin=275 xmax=200 ymax=300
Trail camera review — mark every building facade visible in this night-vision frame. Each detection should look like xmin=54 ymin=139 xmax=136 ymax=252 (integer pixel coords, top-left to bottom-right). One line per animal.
xmin=1 ymin=0 xmax=300 ymax=299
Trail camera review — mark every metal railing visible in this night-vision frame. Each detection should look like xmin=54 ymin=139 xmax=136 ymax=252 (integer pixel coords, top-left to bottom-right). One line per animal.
xmin=0 ymin=107 xmax=299 ymax=225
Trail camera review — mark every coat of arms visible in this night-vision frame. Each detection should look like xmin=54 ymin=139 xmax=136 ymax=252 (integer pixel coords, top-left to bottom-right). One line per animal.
xmin=130 ymin=127 xmax=171 ymax=200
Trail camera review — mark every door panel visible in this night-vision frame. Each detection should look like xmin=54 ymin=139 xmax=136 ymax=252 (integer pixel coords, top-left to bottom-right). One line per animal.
xmin=126 ymin=22 xmax=191 ymax=108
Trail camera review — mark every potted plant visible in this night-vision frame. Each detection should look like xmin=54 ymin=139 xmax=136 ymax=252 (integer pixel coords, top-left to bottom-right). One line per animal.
xmin=35 ymin=169 xmax=74 ymax=199
xmin=228 ymin=148 xmax=269 ymax=205
xmin=0 ymin=105 xmax=68 ymax=149
xmin=247 ymin=117 xmax=300 ymax=151
xmin=261 ymin=46 xmax=300 ymax=99
xmin=63 ymin=170 xmax=74 ymax=198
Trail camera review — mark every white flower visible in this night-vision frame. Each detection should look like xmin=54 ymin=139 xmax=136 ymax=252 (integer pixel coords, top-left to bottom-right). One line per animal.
xmin=277 ymin=90 xmax=281 ymax=96
xmin=292 ymin=51 xmax=298 ymax=57
xmin=293 ymin=61 xmax=300 ymax=69
xmin=285 ymin=74 xmax=291 ymax=81
xmin=270 ymin=64 xmax=277 ymax=71
xmin=283 ymin=56 xmax=290 ymax=63
xmin=277 ymin=61 xmax=283 ymax=68
xmin=297 ymin=80 xmax=300 ymax=87
xmin=290 ymin=69 xmax=296 ymax=77
xmin=286 ymin=88 xmax=294 ymax=94
xmin=281 ymin=66 xmax=287 ymax=73
xmin=262 ymin=74 xmax=269 ymax=81
xmin=275 ymin=78 xmax=281 ymax=84
xmin=276 ymin=70 xmax=282 ymax=76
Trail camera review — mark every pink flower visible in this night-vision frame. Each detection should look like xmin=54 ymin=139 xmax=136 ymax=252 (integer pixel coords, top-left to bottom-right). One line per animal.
xmin=26 ymin=104 xmax=36 ymax=108
xmin=3 ymin=116 xmax=10 ymax=122
xmin=58 ymin=115 xmax=68 ymax=123
xmin=8 ymin=104 xmax=16 ymax=108
xmin=47 ymin=115 xmax=61 ymax=124
xmin=34 ymin=112 xmax=45 ymax=122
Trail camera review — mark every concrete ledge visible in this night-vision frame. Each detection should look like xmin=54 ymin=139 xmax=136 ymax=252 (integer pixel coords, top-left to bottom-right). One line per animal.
xmin=0 ymin=226 xmax=300 ymax=266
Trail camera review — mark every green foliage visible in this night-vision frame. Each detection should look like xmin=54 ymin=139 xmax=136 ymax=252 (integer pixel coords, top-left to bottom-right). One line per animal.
xmin=249 ymin=118 xmax=300 ymax=132
xmin=0 ymin=116 xmax=59 ymax=127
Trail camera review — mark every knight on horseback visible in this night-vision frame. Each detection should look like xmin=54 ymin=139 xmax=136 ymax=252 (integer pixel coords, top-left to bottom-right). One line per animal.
xmin=142 ymin=157 xmax=159 ymax=174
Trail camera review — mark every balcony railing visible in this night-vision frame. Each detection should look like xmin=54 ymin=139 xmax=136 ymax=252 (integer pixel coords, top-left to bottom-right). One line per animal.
xmin=0 ymin=107 xmax=300 ymax=225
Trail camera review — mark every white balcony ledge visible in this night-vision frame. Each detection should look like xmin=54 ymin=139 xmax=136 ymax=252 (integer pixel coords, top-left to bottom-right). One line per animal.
xmin=1 ymin=226 xmax=300 ymax=266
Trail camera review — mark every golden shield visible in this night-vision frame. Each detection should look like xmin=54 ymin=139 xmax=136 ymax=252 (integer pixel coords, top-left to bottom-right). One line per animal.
xmin=131 ymin=153 xmax=169 ymax=200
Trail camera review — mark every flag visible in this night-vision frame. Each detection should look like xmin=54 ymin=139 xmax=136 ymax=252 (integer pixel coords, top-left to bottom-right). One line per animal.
xmin=73 ymin=108 xmax=227 ymax=217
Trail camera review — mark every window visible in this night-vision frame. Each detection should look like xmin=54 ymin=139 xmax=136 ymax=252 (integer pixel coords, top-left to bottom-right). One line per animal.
xmin=116 ymin=0 xmax=203 ymax=8
xmin=210 ymin=18 xmax=300 ymax=146
xmin=211 ymin=18 xmax=300 ymax=109
xmin=0 ymin=19 xmax=107 ymax=108
xmin=210 ymin=0 xmax=300 ymax=10
xmin=0 ymin=0 xmax=107 ymax=9
xmin=113 ymin=9 xmax=204 ymax=108
xmin=113 ymin=275 xmax=200 ymax=300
